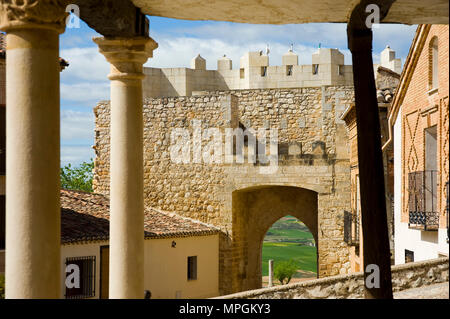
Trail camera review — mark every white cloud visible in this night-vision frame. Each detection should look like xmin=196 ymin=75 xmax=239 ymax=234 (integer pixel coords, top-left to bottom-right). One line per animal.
xmin=148 ymin=22 xmax=416 ymax=68
xmin=61 ymin=145 xmax=95 ymax=167
xmin=162 ymin=22 xmax=349 ymax=48
xmin=61 ymin=110 xmax=94 ymax=141
xmin=60 ymin=47 xmax=110 ymax=82
xmin=61 ymin=82 xmax=109 ymax=103
xmin=147 ymin=37 xmax=331 ymax=69
xmin=58 ymin=21 xmax=417 ymax=166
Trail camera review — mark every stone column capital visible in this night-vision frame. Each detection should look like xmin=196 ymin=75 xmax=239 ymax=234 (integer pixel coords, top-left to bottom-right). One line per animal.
xmin=93 ymin=36 xmax=158 ymax=81
xmin=0 ymin=0 xmax=68 ymax=33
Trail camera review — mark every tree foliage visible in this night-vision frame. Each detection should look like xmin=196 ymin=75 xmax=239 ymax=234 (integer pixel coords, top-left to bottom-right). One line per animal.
xmin=0 ymin=274 xmax=4 ymax=299
xmin=60 ymin=159 xmax=94 ymax=192
xmin=274 ymin=260 xmax=298 ymax=285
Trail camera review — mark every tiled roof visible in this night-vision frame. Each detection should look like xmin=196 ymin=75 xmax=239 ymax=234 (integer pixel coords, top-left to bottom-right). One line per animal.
xmin=61 ymin=189 xmax=220 ymax=244
xmin=376 ymin=88 xmax=395 ymax=103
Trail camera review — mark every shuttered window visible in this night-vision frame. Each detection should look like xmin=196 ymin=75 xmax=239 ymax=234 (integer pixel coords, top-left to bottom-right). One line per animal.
xmin=65 ymin=256 xmax=96 ymax=299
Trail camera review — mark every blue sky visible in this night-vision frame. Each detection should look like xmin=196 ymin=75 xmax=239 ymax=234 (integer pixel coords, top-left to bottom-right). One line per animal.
xmin=60 ymin=15 xmax=417 ymax=167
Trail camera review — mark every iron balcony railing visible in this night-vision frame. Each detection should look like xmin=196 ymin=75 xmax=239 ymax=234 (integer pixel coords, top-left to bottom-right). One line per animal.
xmin=408 ymin=170 xmax=439 ymax=231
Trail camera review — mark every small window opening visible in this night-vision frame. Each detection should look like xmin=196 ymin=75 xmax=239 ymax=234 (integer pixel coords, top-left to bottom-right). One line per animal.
xmin=405 ymin=250 xmax=414 ymax=263
xmin=312 ymin=64 xmax=319 ymax=75
xmin=286 ymin=65 xmax=293 ymax=76
xmin=430 ymin=38 xmax=438 ymax=89
xmin=187 ymin=256 xmax=197 ymax=280
xmin=261 ymin=66 xmax=267 ymax=77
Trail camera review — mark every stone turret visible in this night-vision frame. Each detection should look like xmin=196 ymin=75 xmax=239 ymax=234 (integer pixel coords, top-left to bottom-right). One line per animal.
xmin=311 ymin=48 xmax=346 ymax=85
xmin=191 ymin=54 xmax=206 ymax=70
xmin=282 ymin=49 xmax=298 ymax=66
xmin=218 ymin=54 xmax=232 ymax=70
xmin=240 ymin=51 xmax=269 ymax=69
xmin=380 ymin=45 xmax=401 ymax=74
xmin=312 ymin=48 xmax=344 ymax=66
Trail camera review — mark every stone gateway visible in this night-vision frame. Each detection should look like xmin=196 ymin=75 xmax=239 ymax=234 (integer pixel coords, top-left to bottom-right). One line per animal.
xmin=94 ymin=87 xmax=354 ymax=294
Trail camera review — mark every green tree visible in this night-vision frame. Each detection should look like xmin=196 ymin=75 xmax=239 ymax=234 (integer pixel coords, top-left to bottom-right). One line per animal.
xmin=61 ymin=159 xmax=94 ymax=192
xmin=274 ymin=260 xmax=298 ymax=285
xmin=0 ymin=273 xmax=4 ymax=299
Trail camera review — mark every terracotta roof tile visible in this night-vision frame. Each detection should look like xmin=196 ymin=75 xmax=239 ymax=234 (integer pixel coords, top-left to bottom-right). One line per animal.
xmin=60 ymin=189 xmax=220 ymax=244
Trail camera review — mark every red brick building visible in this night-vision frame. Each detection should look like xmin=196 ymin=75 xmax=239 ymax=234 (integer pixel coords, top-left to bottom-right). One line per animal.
xmin=389 ymin=25 xmax=449 ymax=263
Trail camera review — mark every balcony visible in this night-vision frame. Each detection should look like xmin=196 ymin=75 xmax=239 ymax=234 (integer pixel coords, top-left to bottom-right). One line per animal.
xmin=408 ymin=170 xmax=439 ymax=231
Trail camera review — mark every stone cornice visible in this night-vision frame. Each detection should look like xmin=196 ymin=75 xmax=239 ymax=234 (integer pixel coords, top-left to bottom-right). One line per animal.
xmin=0 ymin=0 xmax=68 ymax=33
xmin=94 ymin=36 xmax=158 ymax=81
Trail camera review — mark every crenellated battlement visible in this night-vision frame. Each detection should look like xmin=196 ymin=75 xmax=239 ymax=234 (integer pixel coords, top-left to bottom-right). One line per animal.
xmin=143 ymin=46 xmax=401 ymax=98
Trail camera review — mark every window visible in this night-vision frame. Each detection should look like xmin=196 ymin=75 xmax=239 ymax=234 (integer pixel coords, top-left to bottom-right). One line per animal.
xmin=343 ymin=210 xmax=359 ymax=246
xmin=405 ymin=250 xmax=414 ymax=263
xmin=65 ymin=256 xmax=96 ymax=299
xmin=425 ymin=125 xmax=437 ymax=171
xmin=240 ymin=68 xmax=245 ymax=79
xmin=429 ymin=37 xmax=438 ymax=89
xmin=338 ymin=65 xmax=344 ymax=76
xmin=286 ymin=65 xmax=293 ymax=76
xmin=187 ymin=256 xmax=197 ymax=280
xmin=312 ymin=64 xmax=319 ymax=75
xmin=261 ymin=66 xmax=267 ymax=77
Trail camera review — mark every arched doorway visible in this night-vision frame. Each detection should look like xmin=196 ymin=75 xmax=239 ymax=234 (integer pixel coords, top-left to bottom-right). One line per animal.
xmin=231 ymin=185 xmax=318 ymax=291
xmin=262 ymin=216 xmax=317 ymax=287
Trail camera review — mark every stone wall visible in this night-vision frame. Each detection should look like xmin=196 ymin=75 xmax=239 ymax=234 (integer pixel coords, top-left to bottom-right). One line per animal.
xmin=142 ymin=49 xmax=355 ymax=98
xmin=215 ymin=257 xmax=449 ymax=299
xmin=94 ymin=86 xmax=355 ymax=294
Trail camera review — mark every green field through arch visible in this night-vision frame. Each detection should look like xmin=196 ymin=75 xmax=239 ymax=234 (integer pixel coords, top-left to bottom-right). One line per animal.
xmin=262 ymin=215 xmax=317 ymax=279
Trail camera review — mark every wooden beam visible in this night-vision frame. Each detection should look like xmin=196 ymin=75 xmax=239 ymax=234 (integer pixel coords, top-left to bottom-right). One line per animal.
xmin=347 ymin=0 xmax=395 ymax=299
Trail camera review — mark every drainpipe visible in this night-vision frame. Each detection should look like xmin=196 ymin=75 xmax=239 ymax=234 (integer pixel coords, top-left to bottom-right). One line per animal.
xmin=382 ymin=112 xmax=394 ymax=152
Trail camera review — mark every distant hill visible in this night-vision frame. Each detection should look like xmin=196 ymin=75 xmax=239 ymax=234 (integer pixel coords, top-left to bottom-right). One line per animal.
xmin=264 ymin=216 xmax=315 ymax=246
xmin=262 ymin=216 xmax=317 ymax=277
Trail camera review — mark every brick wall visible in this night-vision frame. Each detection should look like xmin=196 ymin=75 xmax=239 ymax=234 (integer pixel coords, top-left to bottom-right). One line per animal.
xmin=401 ymin=25 xmax=449 ymax=227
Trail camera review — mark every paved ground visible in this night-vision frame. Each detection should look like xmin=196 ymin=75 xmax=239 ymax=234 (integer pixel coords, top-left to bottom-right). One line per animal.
xmin=394 ymin=282 xmax=449 ymax=299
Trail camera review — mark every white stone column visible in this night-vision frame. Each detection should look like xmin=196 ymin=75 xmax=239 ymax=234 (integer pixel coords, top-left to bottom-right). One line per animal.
xmin=268 ymin=259 xmax=274 ymax=287
xmin=94 ymin=37 xmax=157 ymax=299
xmin=0 ymin=1 xmax=67 ymax=298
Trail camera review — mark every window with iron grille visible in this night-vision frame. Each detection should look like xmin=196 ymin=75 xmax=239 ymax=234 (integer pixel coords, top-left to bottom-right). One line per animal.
xmin=187 ymin=256 xmax=197 ymax=280
xmin=65 ymin=256 xmax=96 ymax=299
xmin=408 ymin=170 xmax=439 ymax=230
xmin=344 ymin=210 xmax=359 ymax=245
